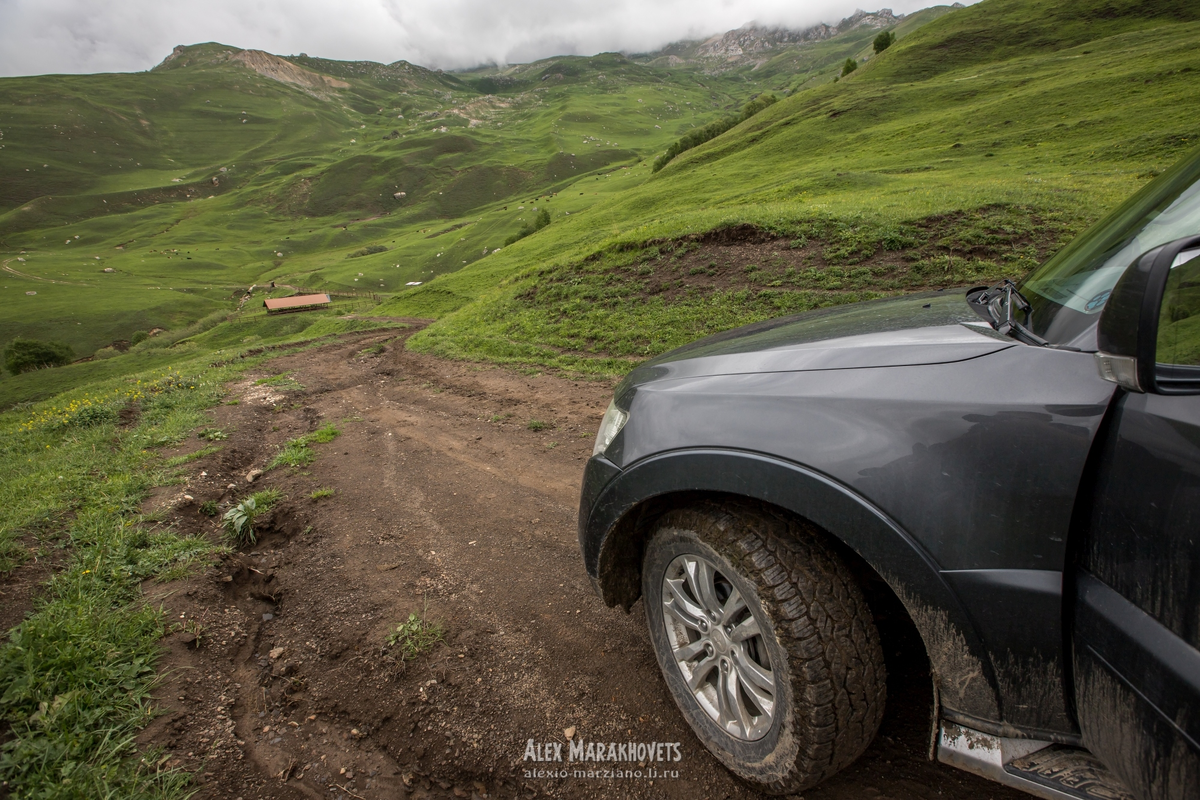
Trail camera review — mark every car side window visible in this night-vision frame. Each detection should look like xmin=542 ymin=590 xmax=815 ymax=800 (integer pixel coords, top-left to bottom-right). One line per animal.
xmin=1157 ymin=248 xmax=1200 ymax=367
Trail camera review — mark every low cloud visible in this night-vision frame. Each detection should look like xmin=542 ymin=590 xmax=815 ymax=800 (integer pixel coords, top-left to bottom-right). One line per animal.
xmin=0 ymin=0 xmax=958 ymax=78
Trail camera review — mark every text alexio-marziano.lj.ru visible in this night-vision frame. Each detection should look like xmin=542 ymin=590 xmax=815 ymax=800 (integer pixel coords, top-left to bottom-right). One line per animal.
xmin=523 ymin=738 xmax=683 ymax=768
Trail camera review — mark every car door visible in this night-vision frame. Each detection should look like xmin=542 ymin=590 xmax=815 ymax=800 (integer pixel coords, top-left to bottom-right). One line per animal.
xmin=1073 ymin=247 xmax=1200 ymax=800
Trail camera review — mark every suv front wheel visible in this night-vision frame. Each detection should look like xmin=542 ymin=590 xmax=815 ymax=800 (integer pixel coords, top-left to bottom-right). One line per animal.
xmin=641 ymin=503 xmax=887 ymax=793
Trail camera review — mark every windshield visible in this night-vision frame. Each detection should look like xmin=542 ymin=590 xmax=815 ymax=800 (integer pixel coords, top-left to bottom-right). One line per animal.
xmin=1019 ymin=146 xmax=1200 ymax=348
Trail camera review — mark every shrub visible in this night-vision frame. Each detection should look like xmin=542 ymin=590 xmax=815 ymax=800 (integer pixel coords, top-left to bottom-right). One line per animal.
xmin=348 ymin=244 xmax=388 ymax=259
xmin=3 ymin=338 xmax=74 ymax=375
xmin=652 ymin=94 xmax=778 ymax=173
xmin=504 ymin=208 xmax=552 ymax=246
xmin=130 ymin=330 xmax=149 ymax=345
xmin=874 ymin=30 xmax=896 ymax=54
xmin=842 ymin=58 xmax=858 ymax=77
xmin=222 ymin=497 xmax=258 ymax=545
xmin=222 ymin=489 xmax=283 ymax=546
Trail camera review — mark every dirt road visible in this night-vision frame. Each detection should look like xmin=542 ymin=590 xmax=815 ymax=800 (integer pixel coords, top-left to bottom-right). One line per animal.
xmin=141 ymin=328 xmax=1026 ymax=800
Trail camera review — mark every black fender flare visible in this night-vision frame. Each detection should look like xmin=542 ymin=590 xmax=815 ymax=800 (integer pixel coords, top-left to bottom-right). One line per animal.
xmin=581 ymin=448 xmax=1001 ymax=721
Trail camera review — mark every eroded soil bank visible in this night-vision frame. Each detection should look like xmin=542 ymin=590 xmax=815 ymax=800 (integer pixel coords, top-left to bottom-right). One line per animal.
xmin=134 ymin=328 xmax=1026 ymax=800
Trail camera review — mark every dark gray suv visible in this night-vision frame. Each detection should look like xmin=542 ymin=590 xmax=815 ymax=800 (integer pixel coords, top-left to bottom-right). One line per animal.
xmin=578 ymin=147 xmax=1200 ymax=800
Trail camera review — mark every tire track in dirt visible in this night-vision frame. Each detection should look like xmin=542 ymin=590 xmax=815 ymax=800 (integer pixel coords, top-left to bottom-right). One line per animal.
xmin=138 ymin=328 xmax=1030 ymax=800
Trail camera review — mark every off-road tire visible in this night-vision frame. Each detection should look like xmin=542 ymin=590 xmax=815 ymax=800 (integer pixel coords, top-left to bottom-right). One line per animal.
xmin=642 ymin=501 xmax=886 ymax=793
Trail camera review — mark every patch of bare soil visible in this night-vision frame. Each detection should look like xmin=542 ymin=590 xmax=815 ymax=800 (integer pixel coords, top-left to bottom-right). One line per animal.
xmin=0 ymin=533 xmax=69 ymax=635
xmin=523 ymin=208 xmax=1069 ymax=311
xmin=140 ymin=328 xmax=1028 ymax=800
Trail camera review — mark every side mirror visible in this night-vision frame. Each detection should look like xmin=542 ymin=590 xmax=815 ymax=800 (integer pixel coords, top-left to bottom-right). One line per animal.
xmin=1097 ymin=235 xmax=1200 ymax=394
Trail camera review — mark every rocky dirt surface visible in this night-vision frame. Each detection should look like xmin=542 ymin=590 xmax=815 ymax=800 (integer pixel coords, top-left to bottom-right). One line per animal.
xmin=136 ymin=327 xmax=1026 ymax=800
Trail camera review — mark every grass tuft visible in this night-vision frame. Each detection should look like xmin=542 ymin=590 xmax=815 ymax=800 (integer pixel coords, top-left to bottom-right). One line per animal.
xmin=254 ymin=373 xmax=304 ymax=391
xmin=268 ymin=423 xmax=341 ymax=470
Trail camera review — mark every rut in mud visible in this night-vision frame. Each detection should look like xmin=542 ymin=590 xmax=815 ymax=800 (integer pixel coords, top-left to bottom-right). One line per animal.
xmin=137 ymin=328 xmax=1028 ymax=800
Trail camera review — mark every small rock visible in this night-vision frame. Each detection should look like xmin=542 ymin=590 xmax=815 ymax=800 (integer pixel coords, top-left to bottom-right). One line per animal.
xmin=183 ymin=494 xmax=194 ymax=501
xmin=563 ymin=726 xmax=576 ymax=740
xmin=245 ymin=468 xmax=263 ymax=483
xmin=269 ymin=646 xmax=285 ymax=659
xmin=227 ymin=483 xmax=237 ymax=490
xmin=179 ymin=632 xmax=197 ymax=647
xmin=262 ymin=612 xmax=274 ymax=621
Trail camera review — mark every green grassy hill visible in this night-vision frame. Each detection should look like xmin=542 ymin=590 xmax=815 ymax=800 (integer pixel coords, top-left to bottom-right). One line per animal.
xmin=0 ymin=7 xmax=935 ymax=382
xmin=0 ymin=43 xmax=763 ymax=367
xmin=3 ymin=0 xmax=1199 ymax=400
xmin=378 ymin=0 xmax=1200 ymax=373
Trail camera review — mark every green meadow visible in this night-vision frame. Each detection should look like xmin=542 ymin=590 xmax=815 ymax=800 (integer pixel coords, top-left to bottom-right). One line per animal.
xmin=0 ymin=5 xmax=974 ymax=402
xmin=387 ymin=0 xmax=1200 ymax=371
xmin=0 ymin=42 xmax=761 ymax=369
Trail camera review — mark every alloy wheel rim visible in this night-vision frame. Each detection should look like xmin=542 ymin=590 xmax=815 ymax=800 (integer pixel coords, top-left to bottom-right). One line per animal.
xmin=660 ymin=552 xmax=776 ymax=741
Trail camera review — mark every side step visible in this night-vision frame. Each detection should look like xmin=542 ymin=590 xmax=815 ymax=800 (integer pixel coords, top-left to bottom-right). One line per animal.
xmin=937 ymin=722 xmax=1135 ymax=800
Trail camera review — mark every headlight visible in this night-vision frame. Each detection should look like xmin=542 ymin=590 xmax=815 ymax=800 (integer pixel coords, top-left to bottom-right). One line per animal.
xmin=592 ymin=398 xmax=629 ymax=457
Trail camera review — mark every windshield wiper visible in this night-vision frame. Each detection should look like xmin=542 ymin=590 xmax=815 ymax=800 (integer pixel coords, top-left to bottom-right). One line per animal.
xmin=979 ymin=280 xmax=1050 ymax=347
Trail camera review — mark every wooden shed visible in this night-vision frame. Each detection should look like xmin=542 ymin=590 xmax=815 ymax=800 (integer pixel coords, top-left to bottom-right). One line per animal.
xmin=263 ymin=294 xmax=332 ymax=314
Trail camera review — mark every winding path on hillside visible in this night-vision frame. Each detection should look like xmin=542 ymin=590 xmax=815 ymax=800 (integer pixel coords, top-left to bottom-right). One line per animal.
xmin=2 ymin=258 xmax=94 ymax=286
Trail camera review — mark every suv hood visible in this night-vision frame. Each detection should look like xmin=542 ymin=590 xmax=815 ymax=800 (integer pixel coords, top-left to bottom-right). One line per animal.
xmin=626 ymin=292 xmax=1014 ymax=384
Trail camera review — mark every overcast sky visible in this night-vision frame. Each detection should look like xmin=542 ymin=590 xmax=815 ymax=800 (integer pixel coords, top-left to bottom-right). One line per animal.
xmin=0 ymin=0 xmax=972 ymax=78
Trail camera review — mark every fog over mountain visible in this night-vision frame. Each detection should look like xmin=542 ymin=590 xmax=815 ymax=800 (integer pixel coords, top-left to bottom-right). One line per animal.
xmin=0 ymin=0 xmax=971 ymax=78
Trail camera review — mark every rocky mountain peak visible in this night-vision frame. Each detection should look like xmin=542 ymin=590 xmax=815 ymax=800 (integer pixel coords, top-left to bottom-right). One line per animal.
xmin=694 ymin=9 xmax=903 ymax=60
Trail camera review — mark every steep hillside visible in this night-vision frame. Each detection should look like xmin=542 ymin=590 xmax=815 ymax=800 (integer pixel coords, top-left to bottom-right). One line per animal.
xmin=380 ymin=0 xmax=1200 ymax=374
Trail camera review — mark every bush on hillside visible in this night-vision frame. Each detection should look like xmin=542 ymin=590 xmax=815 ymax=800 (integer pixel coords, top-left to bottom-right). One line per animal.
xmin=131 ymin=330 xmax=149 ymax=345
xmin=505 ymin=208 xmax=552 ymax=246
xmin=348 ymin=244 xmax=389 ymax=258
xmin=652 ymin=93 xmax=779 ymax=173
xmin=874 ymin=31 xmax=896 ymax=54
xmin=842 ymin=58 xmax=858 ymax=77
xmin=3 ymin=338 xmax=74 ymax=375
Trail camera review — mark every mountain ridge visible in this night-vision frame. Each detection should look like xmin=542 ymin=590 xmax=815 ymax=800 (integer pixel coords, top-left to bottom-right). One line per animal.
xmin=652 ymin=8 xmax=902 ymax=63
